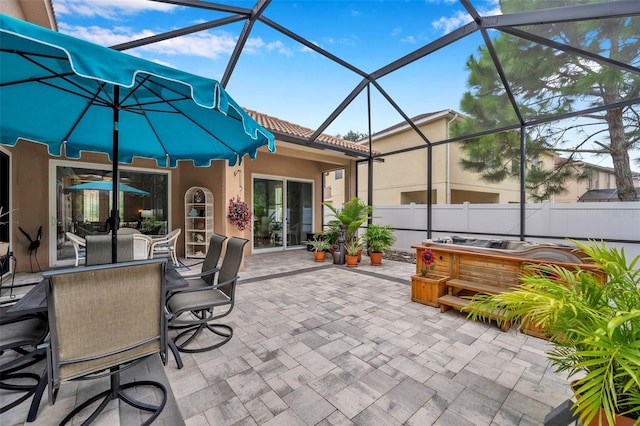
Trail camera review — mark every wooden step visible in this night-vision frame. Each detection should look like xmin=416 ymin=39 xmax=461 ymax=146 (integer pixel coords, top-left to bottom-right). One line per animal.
xmin=446 ymin=278 xmax=511 ymax=294
xmin=438 ymin=294 xmax=470 ymax=310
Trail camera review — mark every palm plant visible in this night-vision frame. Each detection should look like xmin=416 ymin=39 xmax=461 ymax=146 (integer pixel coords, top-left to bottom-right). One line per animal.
xmin=363 ymin=224 xmax=396 ymax=253
xmin=465 ymin=240 xmax=640 ymax=425
xmin=323 ymin=197 xmax=372 ymax=243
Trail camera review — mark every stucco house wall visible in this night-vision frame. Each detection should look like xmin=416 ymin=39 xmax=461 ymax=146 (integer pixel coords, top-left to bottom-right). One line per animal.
xmin=356 ymin=111 xmax=523 ymax=205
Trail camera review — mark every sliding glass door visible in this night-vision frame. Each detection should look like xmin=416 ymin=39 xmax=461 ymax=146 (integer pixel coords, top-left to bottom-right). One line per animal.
xmin=1 ymin=149 xmax=10 ymax=277
xmin=50 ymin=160 xmax=170 ymax=267
xmin=252 ymin=176 xmax=313 ymax=252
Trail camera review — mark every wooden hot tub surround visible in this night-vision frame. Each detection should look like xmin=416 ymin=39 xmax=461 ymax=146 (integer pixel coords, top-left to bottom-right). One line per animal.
xmin=411 ymin=240 xmax=600 ymax=334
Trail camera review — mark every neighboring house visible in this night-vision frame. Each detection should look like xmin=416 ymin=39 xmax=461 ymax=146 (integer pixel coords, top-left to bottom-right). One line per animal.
xmin=553 ymin=156 xmax=640 ymax=202
xmin=578 ymin=188 xmax=640 ymax=202
xmin=351 ymin=110 xmax=524 ymax=205
xmin=1 ymin=1 xmax=370 ymax=271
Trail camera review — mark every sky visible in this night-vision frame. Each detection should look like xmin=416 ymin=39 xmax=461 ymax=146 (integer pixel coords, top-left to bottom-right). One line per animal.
xmin=49 ymin=0 xmax=634 ymax=170
xmin=51 ymin=0 xmax=501 ymax=137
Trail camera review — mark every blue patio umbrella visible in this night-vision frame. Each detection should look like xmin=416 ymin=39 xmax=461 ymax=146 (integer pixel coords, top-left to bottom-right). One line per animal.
xmin=64 ymin=181 xmax=150 ymax=196
xmin=0 ymin=14 xmax=275 ymax=262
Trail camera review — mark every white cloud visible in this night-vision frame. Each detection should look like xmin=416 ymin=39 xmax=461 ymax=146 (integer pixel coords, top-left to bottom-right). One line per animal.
xmin=323 ymin=37 xmax=335 ymax=45
xmin=58 ymin=22 xmax=153 ymax=46
xmin=299 ymin=41 xmax=319 ymax=53
xmin=431 ymin=0 xmax=501 ymax=34
xmin=391 ymin=27 xmax=402 ymax=37
xmin=265 ymin=40 xmax=294 ymax=57
xmin=59 ymin=23 xmax=238 ymax=59
xmin=432 ymin=10 xmax=472 ymax=34
xmin=54 ymin=0 xmax=177 ymax=19
xmin=401 ymin=35 xmax=417 ymax=44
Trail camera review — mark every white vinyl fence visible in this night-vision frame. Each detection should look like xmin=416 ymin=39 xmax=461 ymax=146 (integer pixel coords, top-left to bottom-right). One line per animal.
xmin=366 ymin=201 xmax=640 ymax=259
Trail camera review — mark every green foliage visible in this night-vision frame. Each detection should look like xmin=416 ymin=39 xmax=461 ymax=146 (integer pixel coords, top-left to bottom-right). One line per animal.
xmin=453 ymin=0 xmax=640 ymax=201
xmin=344 ymin=237 xmax=362 ymax=256
xmin=315 ymin=223 xmax=340 ymax=246
xmin=304 ymin=236 xmax=332 ymax=253
xmin=323 ymin=197 xmax=372 ymax=242
xmin=336 ymin=130 xmax=368 ymax=142
xmin=465 ymin=240 xmax=640 ymax=425
xmin=362 ymin=224 xmax=396 ymax=253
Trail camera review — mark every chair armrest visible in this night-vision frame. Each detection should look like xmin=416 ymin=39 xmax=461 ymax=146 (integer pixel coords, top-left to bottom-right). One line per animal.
xmin=177 ymin=267 xmax=220 ymax=281
xmin=208 ymin=276 xmax=238 ymax=291
xmin=165 ymin=274 xmax=238 ymax=305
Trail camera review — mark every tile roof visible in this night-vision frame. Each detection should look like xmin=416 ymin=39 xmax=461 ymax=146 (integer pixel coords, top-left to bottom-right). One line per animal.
xmin=245 ymin=109 xmax=371 ymax=155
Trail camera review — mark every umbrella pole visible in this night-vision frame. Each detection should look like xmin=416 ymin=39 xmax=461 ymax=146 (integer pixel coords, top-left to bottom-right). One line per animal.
xmin=111 ymin=86 xmax=120 ymax=264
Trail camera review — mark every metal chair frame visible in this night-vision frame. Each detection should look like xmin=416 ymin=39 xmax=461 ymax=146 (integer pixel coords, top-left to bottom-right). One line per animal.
xmin=167 ymin=237 xmax=247 ymax=353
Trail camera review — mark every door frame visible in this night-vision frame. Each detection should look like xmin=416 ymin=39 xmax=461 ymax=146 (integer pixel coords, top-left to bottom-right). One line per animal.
xmin=48 ymin=159 xmax=172 ymax=267
xmin=1 ymin=147 xmax=12 ymax=277
xmin=251 ymin=173 xmax=314 ymax=254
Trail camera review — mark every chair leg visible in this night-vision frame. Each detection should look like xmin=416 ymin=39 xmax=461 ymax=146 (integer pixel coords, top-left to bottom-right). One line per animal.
xmin=0 ymin=372 xmax=41 ymax=414
xmin=26 ymin=371 xmax=47 ymax=422
xmin=174 ymin=323 xmax=233 ymax=353
xmin=167 ymin=338 xmax=183 ymax=369
xmin=59 ymin=368 xmax=167 ymax=426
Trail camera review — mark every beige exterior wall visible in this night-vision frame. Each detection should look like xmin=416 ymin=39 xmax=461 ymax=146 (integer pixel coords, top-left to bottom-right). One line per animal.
xmin=3 ymin=138 xmax=355 ymax=272
xmin=554 ymin=163 xmax=614 ymax=203
xmin=355 ymin=112 xmax=522 ymax=205
xmin=244 ymin=143 xmax=356 ymax=235
xmin=0 ymin=0 xmax=57 ymax=30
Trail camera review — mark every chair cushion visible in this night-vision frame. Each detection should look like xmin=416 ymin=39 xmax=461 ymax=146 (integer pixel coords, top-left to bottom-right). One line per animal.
xmin=0 ymin=316 xmax=47 ymax=350
xmin=168 ymin=288 xmax=230 ymax=314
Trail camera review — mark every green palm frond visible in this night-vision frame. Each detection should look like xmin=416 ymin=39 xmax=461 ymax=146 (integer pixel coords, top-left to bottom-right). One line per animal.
xmin=465 ymin=240 xmax=640 ymax=425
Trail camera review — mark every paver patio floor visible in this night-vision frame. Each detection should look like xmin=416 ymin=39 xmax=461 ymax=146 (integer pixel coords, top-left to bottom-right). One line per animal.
xmin=2 ymin=250 xmax=573 ymax=425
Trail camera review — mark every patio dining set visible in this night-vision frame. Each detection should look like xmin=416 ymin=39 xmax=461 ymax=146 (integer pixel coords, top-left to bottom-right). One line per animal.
xmin=65 ymin=228 xmax=182 ymax=267
xmin=0 ymin=233 xmax=248 ymax=424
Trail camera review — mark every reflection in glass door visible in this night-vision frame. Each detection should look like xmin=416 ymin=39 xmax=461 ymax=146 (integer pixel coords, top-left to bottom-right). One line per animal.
xmin=1 ymin=150 xmax=10 ymax=277
xmin=253 ymin=178 xmax=283 ymax=250
xmin=286 ymin=180 xmax=312 ymax=248
xmin=253 ymin=177 xmax=312 ymax=251
xmin=50 ymin=161 xmax=169 ymax=267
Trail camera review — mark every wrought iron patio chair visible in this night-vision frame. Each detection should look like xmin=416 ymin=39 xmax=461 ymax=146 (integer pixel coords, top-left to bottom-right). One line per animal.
xmin=39 ymin=259 xmax=168 ymax=425
xmin=0 ymin=244 xmax=18 ymax=303
xmin=85 ymin=234 xmax=133 ymax=265
xmin=0 ymin=311 xmax=48 ymax=421
xmin=171 ymin=233 xmax=228 ymax=292
xmin=166 ymin=236 xmax=247 ymax=353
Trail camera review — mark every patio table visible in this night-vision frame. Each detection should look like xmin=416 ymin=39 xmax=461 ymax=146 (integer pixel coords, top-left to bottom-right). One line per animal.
xmin=5 ymin=262 xmax=188 ymax=317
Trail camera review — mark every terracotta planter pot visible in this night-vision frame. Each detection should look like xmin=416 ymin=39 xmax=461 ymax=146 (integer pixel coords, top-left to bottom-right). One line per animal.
xmin=314 ymin=251 xmax=326 ymax=262
xmin=369 ymin=251 xmax=383 ymax=265
xmin=345 ymin=254 xmax=358 ymax=267
xmin=572 ymin=382 xmax=638 ymax=426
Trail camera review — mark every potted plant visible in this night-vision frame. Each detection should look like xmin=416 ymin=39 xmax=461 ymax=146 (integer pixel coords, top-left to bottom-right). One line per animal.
xmin=323 ymin=197 xmax=372 ymax=242
xmin=362 ymin=224 xmax=396 ymax=265
xmin=465 ymin=240 xmax=640 ymax=426
xmin=305 ymin=236 xmax=332 ymax=262
xmin=316 ymin=224 xmax=340 ymax=252
xmin=411 ymin=248 xmax=449 ymax=307
xmin=227 ymin=197 xmax=251 ymax=231
xmin=344 ymin=237 xmax=362 ymax=267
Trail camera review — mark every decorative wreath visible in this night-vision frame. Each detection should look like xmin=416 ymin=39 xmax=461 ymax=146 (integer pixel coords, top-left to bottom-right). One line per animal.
xmin=227 ymin=197 xmax=252 ymax=231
